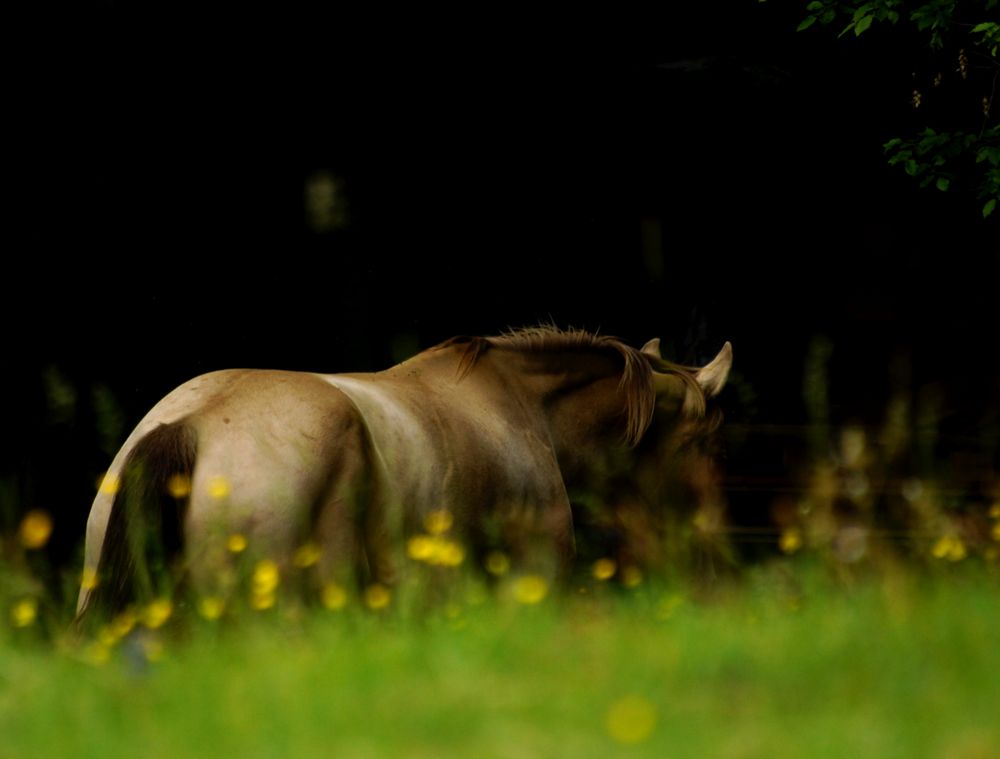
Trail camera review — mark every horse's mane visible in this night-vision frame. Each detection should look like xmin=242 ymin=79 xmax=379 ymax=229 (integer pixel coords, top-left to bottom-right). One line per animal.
xmin=435 ymin=325 xmax=706 ymax=446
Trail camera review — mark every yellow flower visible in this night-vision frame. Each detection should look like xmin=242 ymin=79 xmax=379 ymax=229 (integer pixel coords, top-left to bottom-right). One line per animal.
xmin=11 ymin=598 xmax=38 ymax=627
xmin=991 ymin=523 xmax=1000 ymax=542
xmin=207 ymin=476 xmax=231 ymax=500
xmin=80 ymin=566 xmax=100 ymax=591
xmin=84 ymin=641 xmax=110 ymax=665
xmin=931 ymin=536 xmax=950 ymax=559
xmin=110 ymin=609 xmax=136 ymax=638
xmin=166 ymin=473 xmax=192 ymax=499
xmin=321 ymin=582 xmax=348 ymax=610
xmin=932 ymin=535 xmax=966 ymax=561
xmin=434 ymin=540 xmax=465 ymax=567
xmin=293 ymin=542 xmax=322 ymax=568
xmin=513 ymin=575 xmax=548 ymax=604
xmin=779 ymin=527 xmax=803 ymax=554
xmin=606 ymin=695 xmax=657 ymax=744
xmin=142 ymin=638 xmax=165 ymax=662
xmin=989 ymin=503 xmax=1000 ymax=520
xmin=142 ymin=599 xmax=173 ymax=629
xmin=424 ymin=509 xmax=454 ymax=535
xmin=252 ymin=560 xmax=280 ymax=594
xmin=485 ymin=551 xmax=510 ymax=576
xmin=98 ymin=626 xmax=118 ymax=648
xmin=407 ymin=535 xmax=466 ymax=567
xmin=227 ymin=534 xmax=248 ymax=553
xmin=592 ymin=558 xmax=617 ymax=581
xmin=198 ymin=596 xmax=225 ymax=620
xmin=407 ymin=535 xmax=435 ymax=561
xmin=250 ymin=590 xmax=275 ymax=611
xmin=621 ymin=566 xmax=644 ymax=588
xmin=18 ymin=510 xmax=53 ymax=549
xmin=947 ymin=540 xmax=967 ymax=562
xmin=97 ymin=472 xmax=120 ymax=495
xmin=364 ymin=584 xmax=391 ymax=610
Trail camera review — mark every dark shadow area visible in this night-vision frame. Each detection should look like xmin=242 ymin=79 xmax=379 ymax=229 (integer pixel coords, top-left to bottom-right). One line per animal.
xmin=5 ymin=4 xmax=997 ymax=582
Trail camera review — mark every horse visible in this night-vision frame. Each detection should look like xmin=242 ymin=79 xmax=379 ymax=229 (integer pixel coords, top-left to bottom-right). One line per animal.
xmin=76 ymin=326 xmax=731 ymax=619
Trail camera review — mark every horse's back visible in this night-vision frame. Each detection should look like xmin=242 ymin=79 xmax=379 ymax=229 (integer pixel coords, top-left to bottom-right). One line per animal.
xmin=320 ymin=364 xmax=572 ymax=553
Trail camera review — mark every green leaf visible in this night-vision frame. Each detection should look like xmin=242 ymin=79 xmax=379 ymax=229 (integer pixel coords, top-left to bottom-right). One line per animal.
xmin=935 ymin=177 xmax=950 ymax=191
xmin=984 ymin=198 xmax=997 ymax=218
xmin=855 ymin=14 xmax=874 ymax=34
xmin=884 ymin=138 xmax=903 ymax=151
xmin=806 ymin=1 xmax=824 ymax=11
xmin=820 ymin=8 xmax=836 ymax=23
xmin=852 ymin=4 xmax=873 ymax=22
xmin=905 ymin=159 xmax=920 ymax=176
xmin=971 ymin=23 xmax=997 ymax=33
xmin=887 ymin=9 xmax=900 ymax=23
xmin=977 ymin=147 xmax=1000 ymax=166
xmin=797 ymin=15 xmax=818 ymax=31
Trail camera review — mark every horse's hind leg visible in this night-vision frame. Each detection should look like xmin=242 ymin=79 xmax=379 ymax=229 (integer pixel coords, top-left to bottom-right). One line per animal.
xmin=311 ymin=415 xmax=375 ymax=597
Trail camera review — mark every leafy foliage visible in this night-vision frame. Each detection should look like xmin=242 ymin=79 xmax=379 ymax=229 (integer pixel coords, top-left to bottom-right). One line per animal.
xmin=799 ymin=0 xmax=1000 ymax=218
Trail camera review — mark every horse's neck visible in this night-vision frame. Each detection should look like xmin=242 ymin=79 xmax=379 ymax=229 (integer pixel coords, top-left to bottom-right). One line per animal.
xmin=497 ymin=348 xmax=620 ymax=394
xmin=386 ymin=343 xmax=632 ymax=466
xmin=494 ymin=349 xmax=631 ymax=477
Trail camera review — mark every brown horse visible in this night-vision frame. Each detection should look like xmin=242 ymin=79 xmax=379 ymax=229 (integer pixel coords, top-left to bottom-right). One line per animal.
xmin=77 ymin=326 xmax=731 ymax=617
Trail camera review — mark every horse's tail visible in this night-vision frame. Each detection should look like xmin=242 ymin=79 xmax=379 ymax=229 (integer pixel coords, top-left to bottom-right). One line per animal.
xmin=76 ymin=421 xmax=198 ymax=626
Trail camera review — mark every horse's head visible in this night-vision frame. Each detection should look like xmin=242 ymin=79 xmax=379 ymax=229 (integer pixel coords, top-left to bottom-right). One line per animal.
xmin=430 ymin=326 xmax=735 ymax=574
xmin=499 ymin=327 xmax=731 ymax=474
xmin=566 ymin=336 xmax=734 ymax=573
xmin=641 ymin=337 xmax=732 ymax=421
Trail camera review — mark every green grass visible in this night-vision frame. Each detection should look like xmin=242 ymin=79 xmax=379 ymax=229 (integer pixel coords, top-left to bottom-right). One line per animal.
xmin=2 ymin=565 xmax=998 ymax=758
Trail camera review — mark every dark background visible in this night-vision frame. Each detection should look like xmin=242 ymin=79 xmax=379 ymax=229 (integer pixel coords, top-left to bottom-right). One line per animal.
xmin=6 ymin=4 xmax=998 ymax=568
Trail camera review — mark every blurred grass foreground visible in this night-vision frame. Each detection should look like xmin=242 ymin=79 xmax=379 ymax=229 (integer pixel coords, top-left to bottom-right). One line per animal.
xmin=1 ymin=565 xmax=998 ymax=758
xmin=2 ymin=357 xmax=1000 ymax=758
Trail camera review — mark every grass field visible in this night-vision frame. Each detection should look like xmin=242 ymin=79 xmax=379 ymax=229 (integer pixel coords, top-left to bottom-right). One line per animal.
xmin=2 ymin=561 xmax=998 ymax=759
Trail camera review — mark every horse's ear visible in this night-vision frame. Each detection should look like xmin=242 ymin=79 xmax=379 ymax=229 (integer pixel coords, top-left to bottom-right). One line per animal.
xmin=641 ymin=338 xmax=661 ymax=359
xmin=695 ymin=342 xmax=732 ymax=398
